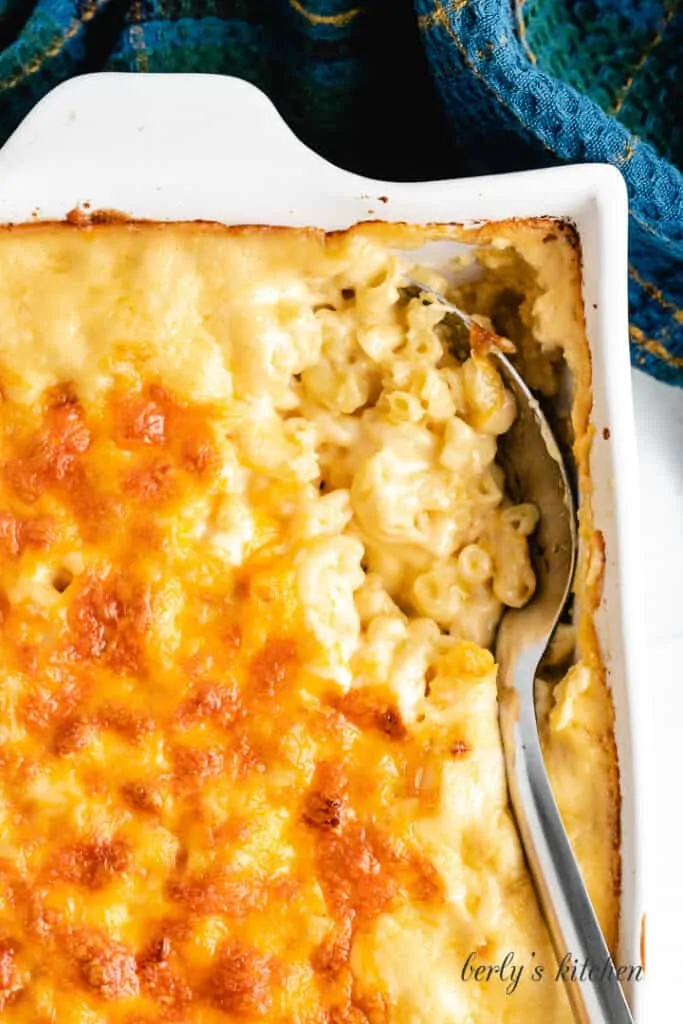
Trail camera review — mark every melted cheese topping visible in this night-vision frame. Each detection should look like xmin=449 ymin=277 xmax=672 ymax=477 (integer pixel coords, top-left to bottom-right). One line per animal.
xmin=0 ymin=222 xmax=617 ymax=1023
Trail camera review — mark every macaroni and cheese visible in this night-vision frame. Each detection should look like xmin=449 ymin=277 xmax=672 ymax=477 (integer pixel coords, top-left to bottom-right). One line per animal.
xmin=0 ymin=221 xmax=619 ymax=1022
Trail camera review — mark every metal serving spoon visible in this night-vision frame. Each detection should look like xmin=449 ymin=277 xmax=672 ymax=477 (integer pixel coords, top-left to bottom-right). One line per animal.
xmin=403 ymin=278 xmax=634 ymax=1024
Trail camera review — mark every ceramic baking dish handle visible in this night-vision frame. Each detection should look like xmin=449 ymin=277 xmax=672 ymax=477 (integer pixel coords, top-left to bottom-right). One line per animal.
xmin=0 ymin=73 xmax=380 ymax=226
xmin=0 ymin=73 xmax=330 ymax=180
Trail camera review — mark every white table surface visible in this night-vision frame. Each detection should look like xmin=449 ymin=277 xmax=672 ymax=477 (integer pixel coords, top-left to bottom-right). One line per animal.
xmin=631 ymin=369 xmax=683 ymax=1021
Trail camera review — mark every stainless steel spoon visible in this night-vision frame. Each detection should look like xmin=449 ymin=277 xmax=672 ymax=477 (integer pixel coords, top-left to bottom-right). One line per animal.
xmin=403 ymin=278 xmax=634 ymax=1024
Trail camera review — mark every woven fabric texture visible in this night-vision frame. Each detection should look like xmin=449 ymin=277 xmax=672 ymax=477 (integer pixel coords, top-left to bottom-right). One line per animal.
xmin=0 ymin=0 xmax=680 ymax=383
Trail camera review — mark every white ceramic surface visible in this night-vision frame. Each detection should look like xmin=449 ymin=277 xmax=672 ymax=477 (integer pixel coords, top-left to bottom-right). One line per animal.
xmin=0 ymin=72 xmax=647 ymax=1019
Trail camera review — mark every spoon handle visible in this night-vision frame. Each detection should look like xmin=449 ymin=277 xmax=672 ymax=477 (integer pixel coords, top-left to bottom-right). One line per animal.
xmin=499 ymin=660 xmax=635 ymax=1024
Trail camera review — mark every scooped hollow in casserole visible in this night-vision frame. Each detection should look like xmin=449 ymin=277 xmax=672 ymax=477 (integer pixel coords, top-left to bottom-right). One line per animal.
xmin=0 ymin=220 xmax=618 ymax=1023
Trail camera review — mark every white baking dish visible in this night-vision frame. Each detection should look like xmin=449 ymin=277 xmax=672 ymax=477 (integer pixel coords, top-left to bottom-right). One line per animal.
xmin=0 ymin=72 xmax=647 ymax=1018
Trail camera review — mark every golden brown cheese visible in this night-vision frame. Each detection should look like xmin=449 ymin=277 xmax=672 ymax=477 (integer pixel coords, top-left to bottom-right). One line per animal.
xmin=0 ymin=221 xmax=618 ymax=1023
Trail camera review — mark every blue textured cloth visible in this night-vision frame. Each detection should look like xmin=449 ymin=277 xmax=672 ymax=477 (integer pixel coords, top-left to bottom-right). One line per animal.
xmin=0 ymin=0 xmax=680 ymax=384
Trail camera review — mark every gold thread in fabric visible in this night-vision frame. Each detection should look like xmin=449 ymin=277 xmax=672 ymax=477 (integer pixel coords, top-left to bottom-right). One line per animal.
xmin=629 ymin=265 xmax=683 ymax=324
xmin=515 ymin=0 xmax=537 ymax=65
xmin=127 ymin=0 xmax=150 ymax=72
xmin=289 ymin=0 xmax=362 ymax=26
xmin=420 ymin=0 xmax=468 ymax=26
xmin=129 ymin=25 xmax=150 ymax=72
xmin=0 ymin=2 xmax=100 ymax=94
xmin=630 ymin=206 xmax=673 ymax=240
xmin=610 ymin=2 xmax=678 ymax=116
xmin=630 ymin=324 xmax=683 ymax=369
xmin=418 ymin=7 xmax=447 ymax=29
xmin=616 ymin=140 xmax=635 ymax=166
xmin=422 ymin=0 xmax=556 ymax=157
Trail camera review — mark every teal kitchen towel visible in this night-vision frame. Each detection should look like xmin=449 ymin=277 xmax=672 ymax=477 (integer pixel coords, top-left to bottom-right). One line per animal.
xmin=0 ymin=0 xmax=680 ymax=383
